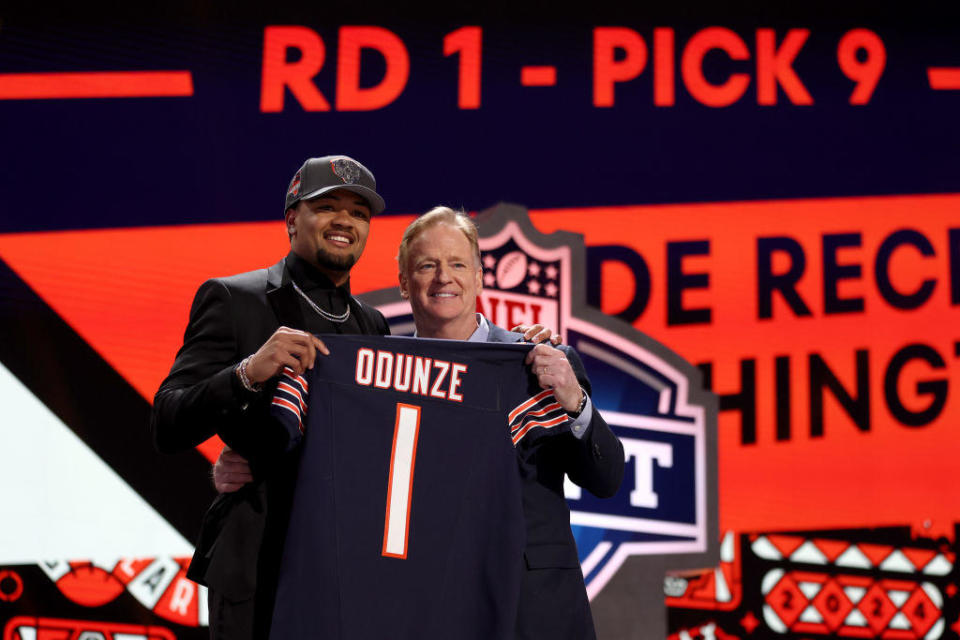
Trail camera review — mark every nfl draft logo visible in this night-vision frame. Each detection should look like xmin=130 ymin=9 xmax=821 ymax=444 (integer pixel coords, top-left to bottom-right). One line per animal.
xmin=362 ymin=204 xmax=718 ymax=632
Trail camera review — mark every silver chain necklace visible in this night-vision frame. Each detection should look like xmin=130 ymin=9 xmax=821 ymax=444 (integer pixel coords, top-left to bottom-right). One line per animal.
xmin=290 ymin=280 xmax=351 ymax=323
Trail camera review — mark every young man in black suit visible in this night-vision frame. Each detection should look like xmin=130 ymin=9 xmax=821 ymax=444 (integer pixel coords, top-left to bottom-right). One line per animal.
xmin=151 ymin=155 xmax=391 ymax=639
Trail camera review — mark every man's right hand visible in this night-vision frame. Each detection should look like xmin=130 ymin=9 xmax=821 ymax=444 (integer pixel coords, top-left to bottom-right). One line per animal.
xmin=213 ymin=446 xmax=253 ymax=493
xmin=246 ymin=326 xmax=330 ymax=384
xmin=511 ymin=324 xmax=563 ymax=346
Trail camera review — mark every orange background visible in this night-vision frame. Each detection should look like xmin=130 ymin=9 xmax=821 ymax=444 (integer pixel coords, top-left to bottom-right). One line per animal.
xmin=1 ymin=193 xmax=957 ymax=536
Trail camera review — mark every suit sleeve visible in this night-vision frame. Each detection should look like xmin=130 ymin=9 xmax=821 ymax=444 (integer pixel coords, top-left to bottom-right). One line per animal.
xmin=150 ymin=279 xmax=261 ymax=453
xmin=558 ymin=346 xmax=625 ymax=499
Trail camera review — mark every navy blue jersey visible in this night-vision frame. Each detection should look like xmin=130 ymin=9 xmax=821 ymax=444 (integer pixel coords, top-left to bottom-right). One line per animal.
xmin=268 ymin=335 xmax=573 ymax=640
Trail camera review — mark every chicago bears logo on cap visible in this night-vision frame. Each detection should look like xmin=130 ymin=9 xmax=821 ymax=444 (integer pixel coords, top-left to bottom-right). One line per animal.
xmin=331 ymin=157 xmax=362 ymax=184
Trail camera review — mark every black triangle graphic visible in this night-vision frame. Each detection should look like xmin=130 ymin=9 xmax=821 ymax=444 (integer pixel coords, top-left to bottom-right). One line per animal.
xmin=0 ymin=256 xmax=216 ymax=543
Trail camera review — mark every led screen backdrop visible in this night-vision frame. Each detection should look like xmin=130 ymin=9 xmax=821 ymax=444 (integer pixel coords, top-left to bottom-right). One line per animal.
xmin=1 ymin=2 xmax=958 ymax=638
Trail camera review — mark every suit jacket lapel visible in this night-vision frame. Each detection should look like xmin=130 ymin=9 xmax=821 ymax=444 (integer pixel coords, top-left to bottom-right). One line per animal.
xmin=265 ymin=258 xmax=308 ymax=331
xmin=484 ymin=319 xmax=525 ymax=344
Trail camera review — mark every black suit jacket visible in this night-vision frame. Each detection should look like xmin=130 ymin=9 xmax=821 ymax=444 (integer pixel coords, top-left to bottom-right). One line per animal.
xmin=150 ymin=257 xmax=388 ymax=640
xmin=486 ymin=322 xmax=625 ymax=640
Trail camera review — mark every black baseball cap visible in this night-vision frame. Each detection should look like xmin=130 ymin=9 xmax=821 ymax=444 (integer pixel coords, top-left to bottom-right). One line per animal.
xmin=284 ymin=155 xmax=385 ymax=215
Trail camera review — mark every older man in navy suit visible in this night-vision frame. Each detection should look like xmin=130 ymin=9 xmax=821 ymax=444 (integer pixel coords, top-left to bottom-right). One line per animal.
xmin=392 ymin=206 xmax=624 ymax=639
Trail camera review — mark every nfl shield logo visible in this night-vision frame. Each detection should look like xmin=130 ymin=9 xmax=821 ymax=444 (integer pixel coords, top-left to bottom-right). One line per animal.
xmin=362 ymin=203 xmax=718 ymax=634
xmin=476 ymin=221 xmax=566 ymax=335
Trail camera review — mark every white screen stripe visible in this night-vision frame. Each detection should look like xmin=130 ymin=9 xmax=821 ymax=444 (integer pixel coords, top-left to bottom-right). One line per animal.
xmin=570 ymin=511 xmax=701 ymax=538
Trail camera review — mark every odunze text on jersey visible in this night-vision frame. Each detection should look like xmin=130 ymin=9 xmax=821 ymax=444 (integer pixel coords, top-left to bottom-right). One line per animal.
xmin=355 ymin=348 xmax=467 ymax=402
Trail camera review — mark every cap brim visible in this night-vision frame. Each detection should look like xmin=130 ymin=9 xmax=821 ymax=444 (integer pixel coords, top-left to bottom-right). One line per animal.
xmin=299 ymin=185 xmax=386 ymax=215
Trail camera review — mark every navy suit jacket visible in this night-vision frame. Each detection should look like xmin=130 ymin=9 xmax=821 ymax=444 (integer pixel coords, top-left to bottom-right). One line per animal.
xmin=486 ymin=322 xmax=625 ymax=640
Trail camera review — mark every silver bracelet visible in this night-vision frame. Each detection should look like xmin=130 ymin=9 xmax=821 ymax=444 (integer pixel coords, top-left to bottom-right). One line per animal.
xmin=236 ymin=356 xmax=262 ymax=392
xmin=570 ymin=386 xmax=588 ymax=417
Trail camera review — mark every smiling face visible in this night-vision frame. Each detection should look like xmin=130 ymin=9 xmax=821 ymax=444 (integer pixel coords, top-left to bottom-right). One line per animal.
xmin=399 ymin=222 xmax=483 ymax=340
xmin=285 ymin=188 xmax=371 ymax=285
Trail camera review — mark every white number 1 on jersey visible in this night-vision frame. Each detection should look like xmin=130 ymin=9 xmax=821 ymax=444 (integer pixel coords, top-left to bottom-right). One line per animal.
xmin=382 ymin=403 xmax=422 ymax=559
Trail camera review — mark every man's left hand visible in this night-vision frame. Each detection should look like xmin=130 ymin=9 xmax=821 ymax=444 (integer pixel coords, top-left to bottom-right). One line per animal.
xmin=524 ymin=344 xmax=583 ymax=412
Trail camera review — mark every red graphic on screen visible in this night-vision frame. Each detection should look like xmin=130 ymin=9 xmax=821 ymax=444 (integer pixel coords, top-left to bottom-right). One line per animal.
xmin=48 ymin=562 xmax=126 ymax=607
xmin=0 ymin=71 xmax=194 ymax=100
xmin=36 ymin=557 xmax=206 ymax=627
xmin=667 ymin=621 xmax=740 ymax=639
xmin=666 ymin=532 xmax=743 ymax=611
xmin=762 ymin=572 xmax=944 ymax=637
xmin=0 ymin=572 xmax=23 ymax=603
xmin=3 ymin=616 xmax=176 ymax=640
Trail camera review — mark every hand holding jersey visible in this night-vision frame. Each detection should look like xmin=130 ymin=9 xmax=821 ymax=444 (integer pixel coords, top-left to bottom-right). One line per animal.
xmin=244 ymin=326 xmax=330 ymax=385
xmin=513 ymin=323 xmax=564 ymax=346
xmin=525 ymin=343 xmax=585 ymax=413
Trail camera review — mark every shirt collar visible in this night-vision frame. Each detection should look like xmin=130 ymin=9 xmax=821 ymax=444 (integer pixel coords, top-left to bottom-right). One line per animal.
xmin=467 ymin=313 xmax=490 ymax=342
xmin=285 ymin=251 xmax=351 ymax=295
